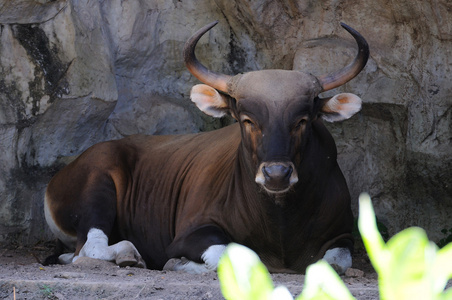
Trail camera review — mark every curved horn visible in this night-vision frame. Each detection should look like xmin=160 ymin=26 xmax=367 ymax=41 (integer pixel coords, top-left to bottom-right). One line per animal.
xmin=317 ymin=23 xmax=369 ymax=91
xmin=184 ymin=21 xmax=232 ymax=93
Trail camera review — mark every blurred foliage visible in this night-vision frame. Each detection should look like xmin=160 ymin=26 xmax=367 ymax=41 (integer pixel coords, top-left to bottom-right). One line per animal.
xmin=359 ymin=193 xmax=452 ymax=300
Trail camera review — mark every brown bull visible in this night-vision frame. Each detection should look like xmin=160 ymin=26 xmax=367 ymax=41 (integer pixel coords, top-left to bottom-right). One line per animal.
xmin=44 ymin=21 xmax=369 ymax=274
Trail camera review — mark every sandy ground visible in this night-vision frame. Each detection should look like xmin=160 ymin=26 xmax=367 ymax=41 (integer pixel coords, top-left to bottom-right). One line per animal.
xmin=0 ymin=243 xmax=380 ymax=300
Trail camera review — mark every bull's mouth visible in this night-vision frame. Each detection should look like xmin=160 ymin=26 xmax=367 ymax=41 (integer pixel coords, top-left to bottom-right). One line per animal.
xmin=255 ymin=162 xmax=298 ymax=194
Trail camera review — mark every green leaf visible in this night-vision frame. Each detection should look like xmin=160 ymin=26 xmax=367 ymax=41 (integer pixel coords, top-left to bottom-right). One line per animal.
xmin=433 ymin=242 xmax=452 ymax=294
xmin=218 ymin=243 xmax=275 ymax=300
xmin=271 ymin=286 xmax=294 ymax=300
xmin=358 ymin=193 xmax=389 ymax=274
xmin=384 ymin=227 xmax=431 ymax=298
xmin=439 ymin=287 xmax=452 ymax=300
xmin=358 ymin=193 xmax=452 ymax=300
xmin=297 ymin=260 xmax=356 ymax=300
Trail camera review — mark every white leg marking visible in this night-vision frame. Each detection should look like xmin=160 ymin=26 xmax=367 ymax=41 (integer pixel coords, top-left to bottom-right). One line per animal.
xmin=169 ymin=244 xmax=227 ymax=274
xmin=201 ymin=245 xmax=227 ymax=268
xmin=323 ymin=247 xmax=352 ymax=275
xmin=73 ymin=228 xmax=146 ymax=268
xmin=73 ymin=228 xmax=114 ymax=262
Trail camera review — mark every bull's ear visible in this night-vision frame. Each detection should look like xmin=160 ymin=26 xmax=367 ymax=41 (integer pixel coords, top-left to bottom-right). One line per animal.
xmin=190 ymin=84 xmax=230 ymax=118
xmin=319 ymin=93 xmax=362 ymax=122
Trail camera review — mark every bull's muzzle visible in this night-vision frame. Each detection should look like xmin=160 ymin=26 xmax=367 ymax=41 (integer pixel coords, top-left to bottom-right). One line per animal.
xmin=255 ymin=162 xmax=298 ymax=193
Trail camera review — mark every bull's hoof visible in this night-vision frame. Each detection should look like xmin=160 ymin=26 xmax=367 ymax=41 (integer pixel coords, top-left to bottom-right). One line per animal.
xmin=135 ymin=257 xmax=146 ymax=268
xmin=162 ymin=258 xmax=182 ymax=271
xmin=163 ymin=257 xmax=212 ymax=274
xmin=116 ymin=252 xmax=138 ymax=267
xmin=115 ymin=252 xmax=146 ymax=268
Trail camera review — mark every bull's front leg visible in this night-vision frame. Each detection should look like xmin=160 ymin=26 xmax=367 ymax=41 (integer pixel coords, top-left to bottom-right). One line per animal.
xmin=164 ymin=225 xmax=230 ymax=274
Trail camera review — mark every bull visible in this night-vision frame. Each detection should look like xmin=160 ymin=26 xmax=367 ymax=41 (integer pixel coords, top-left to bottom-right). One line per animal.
xmin=44 ymin=21 xmax=369 ymax=274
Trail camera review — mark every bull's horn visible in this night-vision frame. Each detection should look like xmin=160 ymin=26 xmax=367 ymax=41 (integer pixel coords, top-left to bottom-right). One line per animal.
xmin=317 ymin=23 xmax=369 ymax=91
xmin=184 ymin=21 xmax=232 ymax=93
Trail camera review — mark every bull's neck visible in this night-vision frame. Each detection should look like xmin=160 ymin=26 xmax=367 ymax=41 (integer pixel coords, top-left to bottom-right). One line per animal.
xmin=232 ymin=143 xmax=307 ymax=263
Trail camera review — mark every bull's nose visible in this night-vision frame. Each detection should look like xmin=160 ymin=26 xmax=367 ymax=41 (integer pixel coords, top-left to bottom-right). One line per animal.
xmin=255 ymin=162 xmax=298 ymax=193
xmin=262 ymin=164 xmax=293 ymax=182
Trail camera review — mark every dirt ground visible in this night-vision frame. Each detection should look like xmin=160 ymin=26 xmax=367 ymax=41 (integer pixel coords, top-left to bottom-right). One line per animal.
xmin=0 ymin=242 xmax=380 ymax=300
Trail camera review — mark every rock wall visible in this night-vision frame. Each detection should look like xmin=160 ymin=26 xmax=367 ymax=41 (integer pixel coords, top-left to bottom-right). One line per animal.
xmin=0 ymin=0 xmax=450 ymax=245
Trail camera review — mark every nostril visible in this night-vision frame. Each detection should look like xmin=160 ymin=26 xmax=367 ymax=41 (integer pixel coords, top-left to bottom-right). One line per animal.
xmin=262 ymin=165 xmax=292 ymax=180
xmin=281 ymin=165 xmax=293 ymax=179
xmin=262 ymin=166 xmax=270 ymax=179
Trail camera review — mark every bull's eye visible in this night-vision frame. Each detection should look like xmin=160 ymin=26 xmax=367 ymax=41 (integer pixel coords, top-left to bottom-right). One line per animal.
xmin=295 ymin=119 xmax=307 ymax=129
xmin=241 ymin=116 xmax=256 ymax=129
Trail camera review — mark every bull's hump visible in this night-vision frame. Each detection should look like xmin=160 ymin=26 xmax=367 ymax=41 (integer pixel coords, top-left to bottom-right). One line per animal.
xmin=125 ymin=124 xmax=241 ymax=183
xmin=122 ymin=123 xmax=241 ymax=155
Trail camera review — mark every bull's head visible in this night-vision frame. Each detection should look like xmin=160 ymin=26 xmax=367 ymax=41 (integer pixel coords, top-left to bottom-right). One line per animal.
xmin=184 ymin=21 xmax=369 ymax=194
